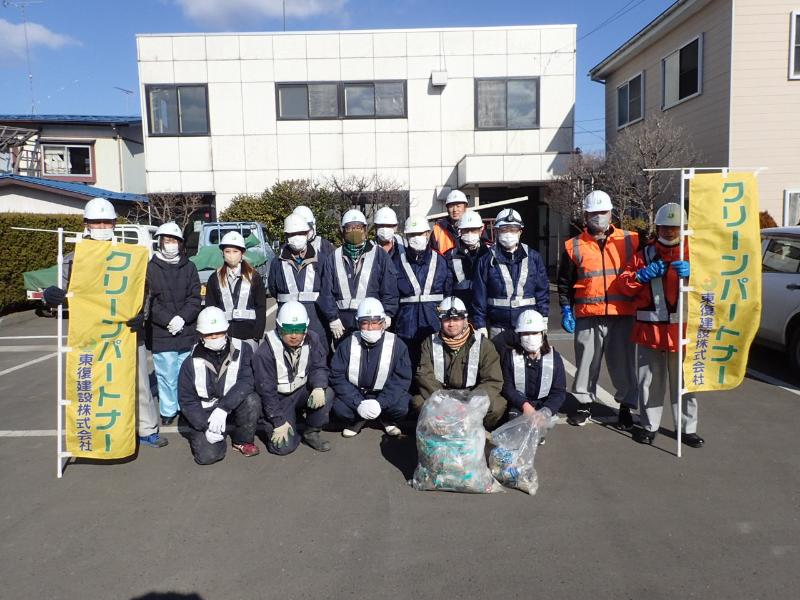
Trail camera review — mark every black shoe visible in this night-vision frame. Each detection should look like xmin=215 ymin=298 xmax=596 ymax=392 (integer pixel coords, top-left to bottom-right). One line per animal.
xmin=568 ymin=408 xmax=591 ymax=427
xmin=683 ymin=433 xmax=705 ymax=448
xmin=342 ymin=420 xmax=366 ymax=438
xmin=161 ymin=415 xmax=176 ymax=426
xmin=617 ymin=405 xmax=634 ymax=431
xmin=632 ymin=428 xmax=656 ymax=444
xmin=303 ymin=428 xmax=331 ymax=452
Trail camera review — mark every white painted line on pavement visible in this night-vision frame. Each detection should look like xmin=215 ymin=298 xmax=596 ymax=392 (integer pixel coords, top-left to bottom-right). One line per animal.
xmin=0 ymin=336 xmax=63 ymax=340
xmin=0 ymin=346 xmax=56 ymax=352
xmin=266 ymin=304 xmax=277 ymax=316
xmin=547 ymin=333 xmax=574 ymax=341
xmin=0 ymin=352 xmax=57 ymax=377
xmin=560 ymin=356 xmax=619 ymax=408
xmin=746 ymin=368 xmax=800 ymax=398
xmin=0 ymin=430 xmax=57 ymax=437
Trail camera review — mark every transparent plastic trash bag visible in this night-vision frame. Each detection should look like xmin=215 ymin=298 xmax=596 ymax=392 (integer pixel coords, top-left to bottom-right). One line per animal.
xmin=487 ymin=409 xmax=551 ymax=495
xmin=411 ymin=389 xmax=502 ymax=493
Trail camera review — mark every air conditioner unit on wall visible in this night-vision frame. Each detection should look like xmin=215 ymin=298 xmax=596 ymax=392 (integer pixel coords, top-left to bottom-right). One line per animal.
xmin=431 ymin=70 xmax=448 ymax=86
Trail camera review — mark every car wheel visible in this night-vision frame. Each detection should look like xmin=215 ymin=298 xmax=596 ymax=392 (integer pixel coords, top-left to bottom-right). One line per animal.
xmin=789 ymin=328 xmax=800 ymax=374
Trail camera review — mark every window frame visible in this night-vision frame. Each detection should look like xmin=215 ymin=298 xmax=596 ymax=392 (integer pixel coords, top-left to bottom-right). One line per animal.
xmin=616 ymin=71 xmax=644 ymax=130
xmin=474 ymin=76 xmax=541 ymax=131
xmin=145 ymin=84 xmax=210 ymax=137
xmin=790 ymin=11 xmax=800 ymax=80
xmin=275 ymin=80 xmax=408 ymax=121
xmin=784 ymin=189 xmax=800 ymax=225
xmin=40 ymin=141 xmax=95 ymax=182
xmin=661 ymin=34 xmax=704 ymax=111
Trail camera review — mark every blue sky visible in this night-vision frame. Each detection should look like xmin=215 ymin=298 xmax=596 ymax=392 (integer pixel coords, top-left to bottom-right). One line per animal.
xmin=0 ymin=0 xmax=675 ymax=152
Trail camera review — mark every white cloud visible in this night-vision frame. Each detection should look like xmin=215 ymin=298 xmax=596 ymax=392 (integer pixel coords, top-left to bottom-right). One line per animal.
xmin=0 ymin=18 xmax=78 ymax=59
xmin=176 ymin=0 xmax=347 ymax=26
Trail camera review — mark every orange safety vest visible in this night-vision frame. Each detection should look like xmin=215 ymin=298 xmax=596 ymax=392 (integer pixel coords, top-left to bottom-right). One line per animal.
xmin=431 ymin=220 xmax=457 ymax=256
xmin=565 ymin=227 xmax=639 ymax=317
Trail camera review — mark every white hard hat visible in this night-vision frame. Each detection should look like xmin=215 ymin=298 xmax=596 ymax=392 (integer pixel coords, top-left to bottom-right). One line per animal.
xmin=219 ymin=231 xmax=246 ymax=251
xmin=515 ymin=309 xmax=547 ymax=333
xmin=293 ymin=205 xmax=316 ymax=226
xmin=437 ymin=296 xmax=468 ymax=319
xmin=458 ymin=210 xmax=483 ymax=230
xmin=654 ymin=202 xmax=686 ymax=227
xmin=583 ymin=190 xmax=613 ymax=212
xmin=341 ymin=209 xmax=367 ymax=228
xmin=196 ymin=306 xmax=229 ymax=334
xmin=445 ymin=189 xmax=468 ymax=206
xmin=374 ymin=206 xmax=399 ymax=226
xmin=284 ymin=213 xmax=310 ymax=234
xmin=404 ymin=215 xmax=430 ymax=235
xmin=276 ymin=300 xmax=310 ymax=327
xmin=356 ymin=297 xmax=385 ymax=321
xmin=155 ymin=222 xmax=184 ymax=241
xmin=84 ymin=197 xmax=116 ymax=220
xmin=495 ymin=208 xmax=524 ymax=229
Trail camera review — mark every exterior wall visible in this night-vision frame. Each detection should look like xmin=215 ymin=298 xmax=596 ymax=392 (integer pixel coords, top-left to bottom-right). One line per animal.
xmin=137 ymin=26 xmax=576 ymax=216
xmin=0 ymin=188 xmax=85 ymax=214
xmin=603 ymin=0 xmax=732 ymax=169
xmin=730 ymin=0 xmax=800 ymax=223
xmin=121 ymin=135 xmax=146 ymax=193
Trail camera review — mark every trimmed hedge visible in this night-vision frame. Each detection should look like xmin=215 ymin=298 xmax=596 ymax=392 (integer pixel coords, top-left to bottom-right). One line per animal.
xmin=0 ymin=213 xmax=84 ymax=311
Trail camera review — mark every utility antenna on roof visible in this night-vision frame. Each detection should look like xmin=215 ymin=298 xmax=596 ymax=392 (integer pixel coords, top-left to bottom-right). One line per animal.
xmin=3 ymin=0 xmax=44 ymax=115
xmin=113 ymin=86 xmax=134 ymax=115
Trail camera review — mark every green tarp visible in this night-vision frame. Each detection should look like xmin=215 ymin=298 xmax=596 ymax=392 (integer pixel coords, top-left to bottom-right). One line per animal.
xmin=23 ymin=265 xmax=58 ymax=291
xmin=189 ymin=233 xmax=268 ymax=271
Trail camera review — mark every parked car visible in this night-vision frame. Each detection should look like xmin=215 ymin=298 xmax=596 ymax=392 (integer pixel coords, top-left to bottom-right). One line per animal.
xmin=757 ymin=227 xmax=800 ymax=371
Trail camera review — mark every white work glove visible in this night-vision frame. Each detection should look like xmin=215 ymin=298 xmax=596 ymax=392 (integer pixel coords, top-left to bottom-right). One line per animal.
xmin=357 ymin=399 xmax=382 ymax=420
xmin=384 ymin=315 xmax=392 ymax=329
xmin=329 ymin=318 xmax=346 ymax=340
xmin=205 ymin=429 xmax=224 ymax=444
xmin=271 ymin=422 xmax=294 ymax=449
xmin=307 ymin=387 xmax=326 ymax=409
xmin=474 ymin=327 xmax=488 ymax=337
xmin=167 ymin=315 xmax=185 ymax=335
xmin=207 ymin=407 xmax=228 ymax=434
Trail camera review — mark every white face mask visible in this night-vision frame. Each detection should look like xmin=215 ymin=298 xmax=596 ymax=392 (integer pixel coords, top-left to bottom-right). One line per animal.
xmin=460 ymin=232 xmax=480 ymax=248
xmin=202 ymin=336 xmax=227 ymax=351
xmin=407 ymin=235 xmax=428 ymax=252
xmin=360 ymin=329 xmax=383 ymax=344
xmin=89 ymin=228 xmax=114 ymax=241
xmin=288 ymin=235 xmax=307 ymax=252
xmin=520 ymin=333 xmax=543 ymax=354
xmin=658 ymin=236 xmax=680 ymax=247
xmin=224 ymin=254 xmax=241 ymax=268
xmin=498 ymin=232 xmax=520 ymax=250
xmin=376 ymin=227 xmax=396 ymax=243
xmin=587 ymin=214 xmax=611 ymax=234
xmin=162 ymin=243 xmax=180 ymax=258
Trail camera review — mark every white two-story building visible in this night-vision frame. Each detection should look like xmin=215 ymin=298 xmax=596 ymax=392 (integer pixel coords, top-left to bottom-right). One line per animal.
xmin=136 ymin=25 xmax=575 ymax=266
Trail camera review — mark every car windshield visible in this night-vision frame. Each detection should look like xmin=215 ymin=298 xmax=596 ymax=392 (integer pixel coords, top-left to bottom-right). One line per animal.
xmin=208 ymin=226 xmax=254 ymax=245
xmin=763 ymin=238 xmax=800 ymax=273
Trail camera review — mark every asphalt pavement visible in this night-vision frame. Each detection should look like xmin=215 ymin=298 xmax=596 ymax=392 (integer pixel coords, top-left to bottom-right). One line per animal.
xmin=0 ymin=299 xmax=798 ymax=600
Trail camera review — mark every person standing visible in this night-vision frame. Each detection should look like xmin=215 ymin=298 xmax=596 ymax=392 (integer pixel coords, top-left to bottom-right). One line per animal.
xmin=204 ymin=231 xmax=266 ymax=348
xmin=329 ymin=299 xmax=411 ymax=438
xmin=178 ymin=307 xmax=261 ymax=464
xmin=147 ymin=222 xmax=202 ymax=426
xmin=373 ymin=206 xmax=405 ymax=260
xmin=320 ymin=209 xmax=399 ymax=341
xmin=431 ymin=189 xmax=469 ymax=255
xmin=444 ymin=209 xmax=489 ymax=319
xmin=558 ymin=190 xmax=639 ymax=429
xmin=43 ymin=197 xmax=166 ymax=448
xmin=252 ymin=301 xmax=332 ymax=454
xmin=618 ymin=203 xmax=703 ymax=448
xmin=293 ymin=205 xmax=335 ymax=261
xmin=268 ymin=214 xmax=328 ymax=343
xmin=472 ymin=208 xmax=549 ymax=339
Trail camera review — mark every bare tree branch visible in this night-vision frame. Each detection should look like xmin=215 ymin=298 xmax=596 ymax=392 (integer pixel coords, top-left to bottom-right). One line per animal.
xmin=133 ymin=193 xmax=204 ymax=230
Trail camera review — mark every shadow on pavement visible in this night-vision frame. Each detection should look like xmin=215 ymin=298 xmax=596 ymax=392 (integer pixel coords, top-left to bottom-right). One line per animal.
xmin=380 ymin=433 xmax=418 ymax=481
xmin=131 ymin=593 xmax=204 ymax=600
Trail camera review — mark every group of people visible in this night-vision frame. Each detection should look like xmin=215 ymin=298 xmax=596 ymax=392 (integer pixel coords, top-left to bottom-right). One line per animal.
xmin=43 ymin=186 xmax=702 ymax=466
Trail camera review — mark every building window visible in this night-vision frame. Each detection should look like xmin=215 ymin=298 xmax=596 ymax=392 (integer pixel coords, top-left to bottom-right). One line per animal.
xmin=276 ymin=81 xmax=407 ymax=120
xmin=785 ymin=190 xmax=800 ymax=225
xmin=42 ymin=144 xmax=92 ymax=178
xmin=146 ymin=84 xmax=209 ymax=136
xmin=662 ymin=36 xmax=702 ymax=109
xmin=475 ymin=77 xmax=539 ymax=130
xmin=790 ymin=12 xmax=800 ymax=79
xmin=617 ymin=72 xmax=643 ymax=128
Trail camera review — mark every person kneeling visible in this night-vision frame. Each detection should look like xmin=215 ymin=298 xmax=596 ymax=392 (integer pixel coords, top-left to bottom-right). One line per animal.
xmin=413 ymin=297 xmax=506 ymax=430
xmin=178 ymin=307 xmax=261 ymax=465
xmin=500 ymin=310 xmax=567 ymax=443
xmin=253 ymin=301 xmax=332 ymax=454
xmin=330 ymin=298 xmax=412 ymax=438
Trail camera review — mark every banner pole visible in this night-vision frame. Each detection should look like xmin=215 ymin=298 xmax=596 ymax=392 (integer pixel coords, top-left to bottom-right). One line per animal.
xmin=56 ymin=227 xmax=65 ymax=478
xmin=677 ymin=169 xmax=693 ymax=459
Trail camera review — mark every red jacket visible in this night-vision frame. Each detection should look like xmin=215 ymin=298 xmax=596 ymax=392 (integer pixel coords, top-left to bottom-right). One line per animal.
xmin=618 ymin=240 xmax=688 ymax=352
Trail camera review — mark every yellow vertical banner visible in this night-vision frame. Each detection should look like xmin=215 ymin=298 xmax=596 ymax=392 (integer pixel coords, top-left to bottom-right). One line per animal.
xmin=685 ymin=172 xmax=762 ymax=392
xmin=65 ymin=240 xmax=148 ymax=458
